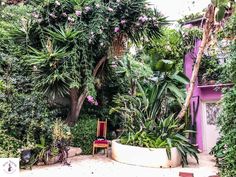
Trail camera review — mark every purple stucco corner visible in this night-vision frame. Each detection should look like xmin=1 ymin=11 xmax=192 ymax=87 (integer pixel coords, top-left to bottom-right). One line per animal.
xmin=184 ymin=40 xmax=223 ymax=150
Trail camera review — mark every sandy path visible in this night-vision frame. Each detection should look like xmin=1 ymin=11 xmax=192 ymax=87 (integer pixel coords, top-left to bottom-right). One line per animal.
xmin=20 ymin=153 xmax=218 ymax=177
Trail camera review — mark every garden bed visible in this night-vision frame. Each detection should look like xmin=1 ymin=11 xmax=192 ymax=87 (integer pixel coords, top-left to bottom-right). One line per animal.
xmin=111 ymin=140 xmax=181 ymax=168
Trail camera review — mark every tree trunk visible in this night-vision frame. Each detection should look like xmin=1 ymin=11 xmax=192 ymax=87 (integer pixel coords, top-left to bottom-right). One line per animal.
xmin=66 ymin=55 xmax=107 ymax=125
xmin=66 ymin=88 xmax=79 ymax=125
xmin=177 ymin=4 xmax=215 ymax=119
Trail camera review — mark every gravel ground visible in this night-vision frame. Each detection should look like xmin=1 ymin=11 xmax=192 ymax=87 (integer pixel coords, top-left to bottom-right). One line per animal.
xmin=20 ymin=152 xmax=218 ymax=177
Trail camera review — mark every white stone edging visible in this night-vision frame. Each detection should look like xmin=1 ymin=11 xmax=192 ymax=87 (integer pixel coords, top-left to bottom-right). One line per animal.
xmin=111 ymin=139 xmax=181 ymax=168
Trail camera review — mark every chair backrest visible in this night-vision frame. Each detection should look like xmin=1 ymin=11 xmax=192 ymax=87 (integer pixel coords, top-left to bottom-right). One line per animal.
xmin=96 ymin=119 xmax=107 ymax=139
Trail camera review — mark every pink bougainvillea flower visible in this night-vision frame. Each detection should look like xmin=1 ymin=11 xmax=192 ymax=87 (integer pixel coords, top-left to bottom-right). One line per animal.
xmin=114 ymin=27 xmax=120 ymax=33
xmin=87 ymin=96 xmax=98 ymax=106
xmin=87 ymin=95 xmax=94 ymax=103
xmin=183 ymin=24 xmax=193 ymax=29
xmin=85 ymin=6 xmax=91 ymax=12
xmin=120 ymin=20 xmax=126 ymax=24
xmin=75 ymin=10 xmax=82 ymax=17
xmin=139 ymin=15 xmax=148 ymax=23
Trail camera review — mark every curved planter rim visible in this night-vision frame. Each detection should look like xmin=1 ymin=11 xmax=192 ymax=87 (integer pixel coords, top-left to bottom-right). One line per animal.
xmin=111 ymin=139 xmax=181 ymax=168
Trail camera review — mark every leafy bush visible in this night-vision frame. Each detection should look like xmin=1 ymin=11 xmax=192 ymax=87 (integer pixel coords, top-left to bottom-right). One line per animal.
xmin=212 ymin=42 xmax=236 ymax=177
xmin=0 ymin=121 xmax=21 ymax=158
xmin=111 ymin=81 xmax=199 ymax=166
xmin=120 ymin=114 xmax=198 ymax=166
xmin=212 ymin=87 xmax=236 ymax=177
xmin=71 ymin=115 xmax=97 ymax=155
xmin=0 ymin=93 xmax=58 ymax=144
xmin=198 ymin=55 xmax=223 ymax=85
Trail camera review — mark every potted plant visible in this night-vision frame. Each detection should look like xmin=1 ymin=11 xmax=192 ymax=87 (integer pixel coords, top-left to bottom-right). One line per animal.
xmin=198 ymin=55 xmax=222 ymax=85
xmin=110 ymin=74 xmax=198 ymax=167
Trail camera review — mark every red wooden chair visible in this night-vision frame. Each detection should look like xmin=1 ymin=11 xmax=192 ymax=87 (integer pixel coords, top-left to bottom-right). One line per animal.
xmin=179 ymin=172 xmax=194 ymax=177
xmin=92 ymin=119 xmax=109 ymax=157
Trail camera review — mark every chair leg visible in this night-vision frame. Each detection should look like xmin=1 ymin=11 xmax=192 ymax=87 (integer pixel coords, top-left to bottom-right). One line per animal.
xmin=92 ymin=146 xmax=95 ymax=156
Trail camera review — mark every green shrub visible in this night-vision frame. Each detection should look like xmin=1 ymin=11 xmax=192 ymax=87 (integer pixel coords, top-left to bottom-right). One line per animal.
xmin=0 ymin=121 xmax=21 ymax=158
xmin=71 ymin=115 xmax=97 ymax=155
xmin=213 ymin=87 xmax=236 ymax=177
xmin=212 ymin=42 xmax=236 ymax=177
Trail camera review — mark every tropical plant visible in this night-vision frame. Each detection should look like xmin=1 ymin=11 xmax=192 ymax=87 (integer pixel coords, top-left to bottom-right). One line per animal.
xmin=110 ymin=71 xmax=189 ymax=128
xmin=119 ymin=114 xmax=198 ymax=166
xmin=114 ymin=54 xmax=153 ymax=96
xmin=144 ymin=27 xmax=184 ymax=72
xmin=110 ymin=73 xmax=198 ymax=165
xmin=6 ymin=0 xmax=166 ymax=125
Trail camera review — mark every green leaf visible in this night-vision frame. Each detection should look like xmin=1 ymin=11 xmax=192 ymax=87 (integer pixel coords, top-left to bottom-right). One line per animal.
xmin=167 ymin=83 xmax=185 ymax=102
xmin=154 ymin=59 xmax=174 ymax=72
xmin=172 ymin=72 xmax=189 ymax=84
xmin=215 ymin=6 xmax=226 ymax=22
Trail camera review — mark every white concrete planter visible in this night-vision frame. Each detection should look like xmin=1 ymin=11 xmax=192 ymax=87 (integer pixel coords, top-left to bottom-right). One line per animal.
xmin=111 ymin=139 xmax=181 ymax=168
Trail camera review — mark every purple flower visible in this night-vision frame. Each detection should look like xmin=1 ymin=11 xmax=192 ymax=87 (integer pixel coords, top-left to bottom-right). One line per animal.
xmin=55 ymin=0 xmax=60 ymax=6
xmin=87 ymin=95 xmax=94 ymax=103
xmin=62 ymin=12 xmax=67 ymax=17
xmin=139 ymin=15 xmax=148 ymax=23
xmin=114 ymin=27 xmax=120 ymax=33
xmin=120 ymin=20 xmax=126 ymax=25
xmin=87 ymin=96 xmax=98 ymax=106
xmin=75 ymin=10 xmax=82 ymax=17
xmin=183 ymin=24 xmax=193 ymax=29
xmin=111 ymin=62 xmax=118 ymax=68
xmin=85 ymin=6 xmax=91 ymax=12
xmin=107 ymin=7 xmax=114 ymax=12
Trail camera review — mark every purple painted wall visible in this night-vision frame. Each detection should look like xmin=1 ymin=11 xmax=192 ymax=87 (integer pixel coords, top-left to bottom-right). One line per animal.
xmin=184 ymin=40 xmax=223 ymax=150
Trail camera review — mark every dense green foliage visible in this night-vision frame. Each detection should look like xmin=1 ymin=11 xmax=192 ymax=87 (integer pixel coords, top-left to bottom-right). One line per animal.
xmin=0 ymin=0 xmax=204 ymax=167
xmin=198 ymin=55 xmax=223 ymax=85
xmin=6 ymin=0 xmax=165 ymax=124
xmin=110 ymin=72 xmax=198 ymax=166
xmin=212 ymin=42 xmax=236 ymax=177
xmin=145 ymin=28 xmax=184 ymax=72
xmin=71 ymin=115 xmax=97 ymax=154
xmin=120 ymin=115 xmax=198 ymax=166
